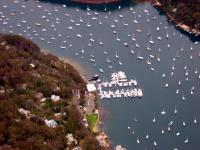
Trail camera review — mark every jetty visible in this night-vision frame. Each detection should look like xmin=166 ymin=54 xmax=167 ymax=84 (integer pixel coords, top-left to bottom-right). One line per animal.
xmin=98 ymin=71 xmax=143 ymax=99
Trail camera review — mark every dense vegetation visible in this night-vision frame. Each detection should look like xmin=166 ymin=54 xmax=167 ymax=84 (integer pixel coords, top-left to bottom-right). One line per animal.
xmin=0 ymin=34 xmax=102 ymax=150
xmin=158 ymin=0 xmax=200 ymax=31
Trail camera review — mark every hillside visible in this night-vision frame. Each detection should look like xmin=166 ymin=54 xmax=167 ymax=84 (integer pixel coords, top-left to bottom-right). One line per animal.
xmin=0 ymin=34 xmax=102 ymax=150
xmin=157 ymin=0 xmax=200 ymax=35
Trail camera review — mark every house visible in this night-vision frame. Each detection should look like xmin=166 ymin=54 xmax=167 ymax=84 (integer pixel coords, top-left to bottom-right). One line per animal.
xmin=18 ymin=108 xmax=31 ymax=118
xmin=51 ymin=94 xmax=60 ymax=102
xmin=86 ymin=83 xmax=96 ymax=92
xmin=66 ymin=133 xmax=78 ymax=145
xmin=45 ymin=119 xmax=57 ymax=128
xmin=0 ymin=86 xmax=5 ymax=94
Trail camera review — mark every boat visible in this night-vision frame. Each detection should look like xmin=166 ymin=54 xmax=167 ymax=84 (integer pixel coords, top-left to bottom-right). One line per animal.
xmin=132 ymin=34 xmax=136 ymax=41
xmin=182 ymin=94 xmax=186 ymax=100
xmin=174 ymin=106 xmax=178 ymax=114
xmin=162 ymin=73 xmax=165 ymax=78
xmin=161 ymin=128 xmax=164 ymax=134
xmin=136 ymin=43 xmax=140 ymax=48
xmin=184 ymin=136 xmax=189 ymax=143
xmin=106 ymin=57 xmax=111 ymax=63
xmin=145 ymin=134 xmax=149 ymax=139
xmin=194 ymin=116 xmax=197 ymax=124
xmin=165 ymin=83 xmax=168 ymax=88
xmin=160 ymin=108 xmax=166 ymax=115
xmin=166 ymin=31 xmax=169 ymax=39
xmin=99 ymin=68 xmax=104 ymax=73
xmin=146 ymin=57 xmax=151 ymax=65
xmin=157 ymin=54 xmax=160 ymax=61
xmin=176 ymin=132 xmax=180 ymax=136
xmin=115 ymin=51 xmax=119 ymax=58
xmin=146 ymin=43 xmax=151 ymax=51
xmin=154 ymin=141 xmax=157 ymax=146
xmin=153 ymin=117 xmax=156 ymax=123
xmin=149 ymin=36 xmax=155 ymax=44
xmin=136 ymin=137 xmax=140 ymax=144
xmin=137 ymin=51 xmax=144 ymax=60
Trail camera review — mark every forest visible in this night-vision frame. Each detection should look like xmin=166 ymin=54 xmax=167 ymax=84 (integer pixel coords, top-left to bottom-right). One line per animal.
xmin=0 ymin=34 xmax=102 ymax=150
xmin=158 ymin=0 xmax=200 ymax=32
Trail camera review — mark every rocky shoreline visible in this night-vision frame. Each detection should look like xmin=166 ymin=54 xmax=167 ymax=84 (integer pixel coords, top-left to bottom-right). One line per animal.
xmin=151 ymin=0 xmax=200 ymax=37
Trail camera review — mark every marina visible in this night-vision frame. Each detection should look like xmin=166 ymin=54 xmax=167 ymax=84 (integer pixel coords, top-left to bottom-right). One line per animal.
xmin=0 ymin=0 xmax=200 ymax=149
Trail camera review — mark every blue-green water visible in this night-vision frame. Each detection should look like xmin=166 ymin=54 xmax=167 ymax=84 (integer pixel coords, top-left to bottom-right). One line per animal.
xmin=1 ymin=0 xmax=200 ymax=149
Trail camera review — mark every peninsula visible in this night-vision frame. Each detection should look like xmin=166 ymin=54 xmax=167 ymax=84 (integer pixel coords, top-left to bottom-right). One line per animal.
xmin=0 ymin=34 xmax=109 ymax=150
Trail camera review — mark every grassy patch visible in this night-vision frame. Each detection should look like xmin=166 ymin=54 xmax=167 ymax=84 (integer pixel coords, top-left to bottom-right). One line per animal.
xmin=86 ymin=113 xmax=98 ymax=132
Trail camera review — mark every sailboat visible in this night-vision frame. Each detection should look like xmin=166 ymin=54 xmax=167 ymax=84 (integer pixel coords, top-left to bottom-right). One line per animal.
xmin=149 ymin=36 xmax=155 ymax=44
xmin=115 ymin=51 xmax=119 ymax=58
xmin=166 ymin=30 xmax=169 ymax=39
xmin=137 ymin=51 xmax=144 ymax=60
xmin=157 ymin=53 xmax=160 ymax=61
xmin=160 ymin=108 xmax=167 ymax=115
xmin=146 ymin=43 xmax=151 ymax=51
xmin=174 ymin=106 xmax=178 ymax=114
xmin=132 ymin=34 xmax=136 ymax=41
xmin=146 ymin=57 xmax=151 ymax=65
xmin=194 ymin=116 xmax=197 ymax=124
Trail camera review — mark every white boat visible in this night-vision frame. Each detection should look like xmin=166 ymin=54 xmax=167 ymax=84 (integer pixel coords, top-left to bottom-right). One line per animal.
xmin=160 ymin=108 xmax=166 ymax=115
xmin=106 ymin=57 xmax=111 ymax=63
xmin=194 ymin=116 xmax=197 ymax=124
xmin=35 ymin=22 xmax=41 ymax=26
xmin=137 ymin=51 xmax=144 ymax=60
xmin=136 ymin=43 xmax=140 ymax=48
xmin=157 ymin=54 xmax=160 ymax=61
xmin=165 ymin=83 xmax=168 ymax=88
xmin=90 ymin=58 xmax=95 ymax=62
xmin=182 ymin=121 xmax=186 ymax=126
xmin=174 ymin=106 xmax=178 ymax=114
xmin=182 ymin=94 xmax=186 ymax=100
xmin=115 ymin=51 xmax=119 ymax=58
xmin=136 ymin=137 xmax=140 ymax=144
xmin=132 ymin=34 xmax=136 ymax=41
xmin=184 ymin=136 xmax=189 ymax=143
xmin=161 ymin=128 xmax=164 ymax=134
xmin=162 ymin=73 xmax=165 ymax=78
xmin=166 ymin=31 xmax=169 ymax=39
xmin=176 ymin=132 xmax=180 ymax=136
xmin=153 ymin=117 xmax=156 ymax=123
xmin=146 ymin=43 xmax=151 ymax=51
xmin=76 ymin=34 xmax=82 ymax=38
xmin=146 ymin=57 xmax=151 ymax=65
xmin=154 ymin=141 xmax=157 ymax=146
xmin=119 ymin=61 xmax=123 ymax=65
xmin=149 ymin=36 xmax=155 ymax=44
xmin=145 ymin=134 xmax=149 ymax=139
xmin=99 ymin=68 xmax=104 ymax=73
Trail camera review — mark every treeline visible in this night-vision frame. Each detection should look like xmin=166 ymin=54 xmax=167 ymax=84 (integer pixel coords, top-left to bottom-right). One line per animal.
xmin=158 ymin=0 xmax=200 ymax=31
xmin=0 ymin=34 xmax=101 ymax=150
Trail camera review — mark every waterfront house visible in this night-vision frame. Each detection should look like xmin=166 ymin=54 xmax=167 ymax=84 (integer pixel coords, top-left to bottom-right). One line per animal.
xmin=86 ymin=83 xmax=96 ymax=92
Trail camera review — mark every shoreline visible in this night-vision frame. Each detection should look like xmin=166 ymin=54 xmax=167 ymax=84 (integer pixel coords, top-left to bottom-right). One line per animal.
xmin=151 ymin=0 xmax=200 ymax=37
xmin=41 ymin=48 xmax=111 ymax=149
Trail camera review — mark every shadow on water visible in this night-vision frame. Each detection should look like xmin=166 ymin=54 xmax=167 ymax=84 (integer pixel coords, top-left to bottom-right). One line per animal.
xmin=37 ymin=0 xmax=137 ymax=11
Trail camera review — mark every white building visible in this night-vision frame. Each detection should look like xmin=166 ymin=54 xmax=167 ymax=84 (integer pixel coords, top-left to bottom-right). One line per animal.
xmin=51 ymin=94 xmax=60 ymax=102
xmin=86 ymin=83 xmax=96 ymax=92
